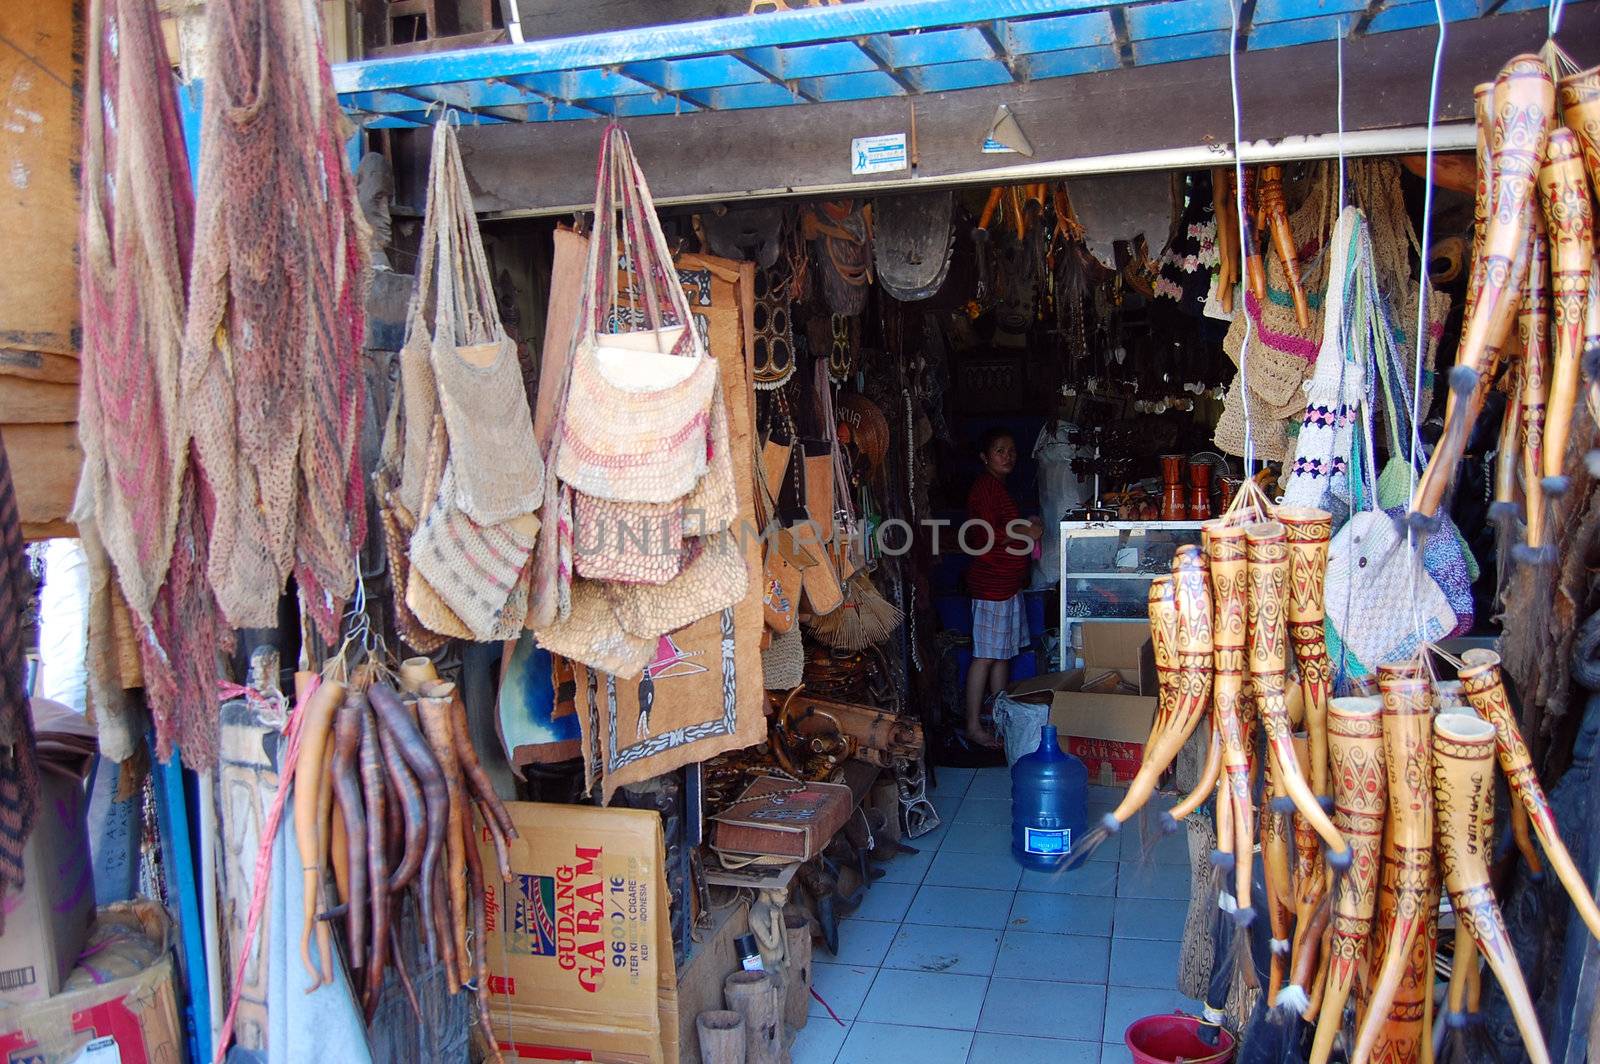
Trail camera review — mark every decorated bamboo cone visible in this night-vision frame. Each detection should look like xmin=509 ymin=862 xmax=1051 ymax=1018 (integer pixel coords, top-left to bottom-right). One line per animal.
xmin=1148 ymin=576 xmax=1180 ymax=740
xmin=1537 ymin=128 xmax=1596 ymax=495
xmin=1584 ymin=261 xmax=1600 ymax=437
xmin=1280 ymin=508 xmax=1333 ymax=797
xmin=1413 ymin=55 xmax=1555 ymax=520
xmin=1519 ymin=221 xmax=1553 ymax=552
xmin=1558 ymin=62 xmax=1600 ymax=200
xmin=1072 ymin=548 xmax=1213 ymax=864
xmin=1259 ymin=164 xmax=1312 ymax=329
xmin=1351 ymin=669 xmax=1435 ymax=1064
xmin=1431 ymin=712 xmax=1551 ymax=1063
xmin=1245 ymin=521 xmax=1351 ymax=868
xmin=1309 ymin=696 xmax=1387 ymax=1064
xmin=1457 ymin=648 xmax=1600 ymax=942
xmin=1204 ymin=521 xmax=1258 ymax=913
xmin=1213 ymin=168 xmax=1240 ymax=311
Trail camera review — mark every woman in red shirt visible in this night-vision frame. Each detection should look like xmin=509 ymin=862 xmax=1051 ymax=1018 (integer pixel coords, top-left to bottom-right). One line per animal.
xmin=964 ymin=429 xmax=1042 ymax=747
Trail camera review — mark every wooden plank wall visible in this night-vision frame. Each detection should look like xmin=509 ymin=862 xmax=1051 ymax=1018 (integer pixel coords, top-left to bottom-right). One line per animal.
xmin=0 ymin=0 xmax=81 ymax=540
xmin=407 ymin=7 xmax=1599 ymax=217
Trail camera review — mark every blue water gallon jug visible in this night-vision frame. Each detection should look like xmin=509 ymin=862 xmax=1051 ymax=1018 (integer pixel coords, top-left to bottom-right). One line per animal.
xmin=1010 ymin=724 xmax=1088 ymax=870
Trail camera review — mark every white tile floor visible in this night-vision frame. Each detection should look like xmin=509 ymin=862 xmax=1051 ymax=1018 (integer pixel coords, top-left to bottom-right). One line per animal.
xmin=792 ymin=767 xmax=1200 ymax=1064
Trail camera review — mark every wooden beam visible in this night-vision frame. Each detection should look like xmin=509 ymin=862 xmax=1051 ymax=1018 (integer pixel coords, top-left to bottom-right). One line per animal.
xmin=415 ymin=6 xmax=1597 ymax=216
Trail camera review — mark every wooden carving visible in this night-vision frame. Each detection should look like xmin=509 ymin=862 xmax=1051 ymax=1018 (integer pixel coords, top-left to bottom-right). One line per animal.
xmin=1537 ymin=127 xmax=1596 ymax=489
xmin=1279 ymin=507 xmax=1333 ymax=796
xmin=1457 ymin=648 xmax=1600 ymax=942
xmin=1413 ymin=55 xmax=1554 ymax=519
xmin=1431 ymin=712 xmax=1551 ymax=1064
xmin=1148 ymin=575 xmax=1179 ymax=739
xmin=1309 ymin=695 xmax=1387 ymax=1064
xmin=1519 ymin=221 xmax=1553 ymax=549
xmin=1206 ymin=521 xmax=1258 ymax=911
xmin=1244 ymin=520 xmax=1349 ymax=865
xmin=1558 ymin=61 xmax=1600 ymax=201
xmin=1352 ymin=668 xmax=1435 ymax=1064
xmin=1259 ymin=164 xmax=1312 ymax=329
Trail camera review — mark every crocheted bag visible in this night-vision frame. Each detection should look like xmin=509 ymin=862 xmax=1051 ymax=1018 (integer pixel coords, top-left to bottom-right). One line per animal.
xmin=555 ymin=127 xmax=718 ymax=504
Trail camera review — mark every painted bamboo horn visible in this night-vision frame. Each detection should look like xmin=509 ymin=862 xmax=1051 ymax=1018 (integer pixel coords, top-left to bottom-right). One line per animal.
xmin=1457 ymin=648 xmax=1600 ymax=941
xmin=1259 ymin=164 xmax=1312 ymax=330
xmin=1558 ymin=61 xmax=1600 ymax=201
xmin=1538 ymin=128 xmax=1595 ymax=498
xmin=1245 ymin=521 xmax=1352 ymax=869
xmin=1431 ymin=712 xmax=1552 ymax=1064
xmin=1308 ymin=696 xmax=1387 ymax=1064
xmin=1412 ymin=55 xmax=1555 ymax=521
xmin=1351 ymin=669 xmax=1436 ymax=1064
xmin=1519 ymin=220 xmax=1554 ymax=555
xmin=1161 ymin=712 xmax=1223 ymax=829
xmin=1262 ymin=755 xmax=1296 ymax=1003
xmin=1584 ymin=262 xmax=1600 ymax=444
xmin=1280 ymin=508 xmax=1333 ymax=798
xmin=1148 ymin=576 xmax=1179 ymax=740
xmin=1203 ymin=521 xmax=1258 ymax=914
xmin=1070 ymin=548 xmax=1213 ymax=864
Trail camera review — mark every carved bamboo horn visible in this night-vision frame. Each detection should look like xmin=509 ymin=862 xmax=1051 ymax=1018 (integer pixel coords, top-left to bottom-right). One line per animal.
xmin=1457 ymin=648 xmax=1600 ymax=941
xmin=1204 ymin=521 xmax=1259 ymax=915
xmin=1558 ymin=61 xmax=1600 ymax=201
xmin=1160 ymin=711 xmax=1222 ymax=828
xmin=1351 ymin=669 xmax=1436 ymax=1064
xmin=1280 ymin=508 xmax=1333 ymax=798
xmin=1070 ymin=548 xmax=1213 ymax=864
xmin=1412 ymin=55 xmax=1554 ymax=522
xmin=1519 ymin=220 xmax=1554 ymax=555
xmin=1148 ymin=576 xmax=1180 ymax=740
xmin=1245 ymin=521 xmax=1352 ymax=869
xmin=1493 ymin=362 xmax=1526 ymax=522
xmin=1431 ymin=712 xmax=1552 ymax=1064
xmin=1259 ymin=164 xmax=1312 ymax=330
xmin=1308 ymin=696 xmax=1387 ymax=1064
xmin=1263 ymin=754 xmax=1296 ymax=1003
xmin=1538 ymin=128 xmax=1596 ymax=498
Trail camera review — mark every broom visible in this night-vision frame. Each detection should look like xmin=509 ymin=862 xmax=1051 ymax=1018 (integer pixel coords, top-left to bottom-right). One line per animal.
xmin=804 ymin=572 xmax=903 ymax=652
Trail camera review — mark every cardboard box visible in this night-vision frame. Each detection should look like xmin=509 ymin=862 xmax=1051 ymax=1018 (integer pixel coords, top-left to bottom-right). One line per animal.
xmin=1009 ymin=623 xmax=1158 ymax=788
xmin=0 ymin=902 xmax=181 ymax=1064
xmin=0 ymin=769 xmax=93 ymax=1005
xmin=481 ymin=802 xmax=678 ymax=1064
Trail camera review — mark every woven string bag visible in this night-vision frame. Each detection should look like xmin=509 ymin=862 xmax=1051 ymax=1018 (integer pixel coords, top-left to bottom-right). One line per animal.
xmin=554 ymin=127 xmax=719 ymax=504
xmin=761 ymin=625 xmax=805 ymax=690
xmin=602 ymin=532 xmax=750 ymax=642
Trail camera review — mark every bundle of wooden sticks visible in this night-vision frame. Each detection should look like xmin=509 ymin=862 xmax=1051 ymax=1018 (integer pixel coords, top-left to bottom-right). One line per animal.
xmin=292 ymin=657 xmax=516 ymax=1058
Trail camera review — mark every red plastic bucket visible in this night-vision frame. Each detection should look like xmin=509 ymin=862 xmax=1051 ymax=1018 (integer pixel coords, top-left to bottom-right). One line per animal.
xmin=1124 ymin=1012 xmax=1236 ymax=1064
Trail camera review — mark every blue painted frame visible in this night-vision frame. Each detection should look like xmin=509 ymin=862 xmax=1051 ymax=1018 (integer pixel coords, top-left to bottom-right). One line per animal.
xmin=329 ymin=0 xmax=1589 ymax=129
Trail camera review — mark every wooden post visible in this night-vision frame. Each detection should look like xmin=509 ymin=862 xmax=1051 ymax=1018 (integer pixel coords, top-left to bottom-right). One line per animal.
xmin=696 ymin=1010 xmax=746 ymax=1064
xmin=783 ymin=916 xmax=811 ymax=1030
xmin=723 ymin=970 xmax=782 ymax=1064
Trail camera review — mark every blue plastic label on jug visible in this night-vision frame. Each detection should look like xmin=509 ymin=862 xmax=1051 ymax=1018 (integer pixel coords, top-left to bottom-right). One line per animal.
xmin=1024 ymin=827 xmax=1070 ymax=855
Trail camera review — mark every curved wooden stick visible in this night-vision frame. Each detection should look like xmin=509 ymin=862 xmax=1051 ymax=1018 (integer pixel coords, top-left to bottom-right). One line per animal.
xmin=1244 ymin=521 xmax=1350 ymax=867
xmin=1259 ymin=164 xmax=1311 ymax=329
xmin=1457 ymin=649 xmax=1600 ymax=942
xmin=1206 ymin=522 xmax=1257 ymax=913
xmin=1263 ymin=756 xmax=1296 ymax=1003
xmin=1432 ymin=712 xmax=1550 ymax=1063
xmin=1242 ymin=167 xmax=1267 ymax=303
xmin=1308 ymin=695 xmax=1387 ymax=1064
xmin=1213 ymin=167 xmax=1240 ymax=312
xmin=1413 ymin=55 xmax=1554 ymax=519
xmin=1279 ymin=508 xmax=1333 ymax=797
xmin=1351 ymin=670 xmax=1435 ymax=1064
xmin=294 ymin=676 xmax=346 ymax=989
xmin=1538 ymin=127 xmax=1596 ymax=491
xmin=1163 ymin=713 xmax=1222 ymax=826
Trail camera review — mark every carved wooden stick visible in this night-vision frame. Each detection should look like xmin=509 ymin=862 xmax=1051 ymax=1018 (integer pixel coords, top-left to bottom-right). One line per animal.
xmin=1308 ymin=696 xmax=1387 ymax=1064
xmin=1538 ymin=127 xmax=1596 ymax=494
xmin=1457 ymin=649 xmax=1600 ymax=942
xmin=1432 ymin=712 xmax=1551 ymax=1064
xmin=1243 ymin=167 xmax=1267 ymax=303
xmin=1259 ymin=164 xmax=1312 ymax=329
xmin=1412 ymin=55 xmax=1554 ymax=520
